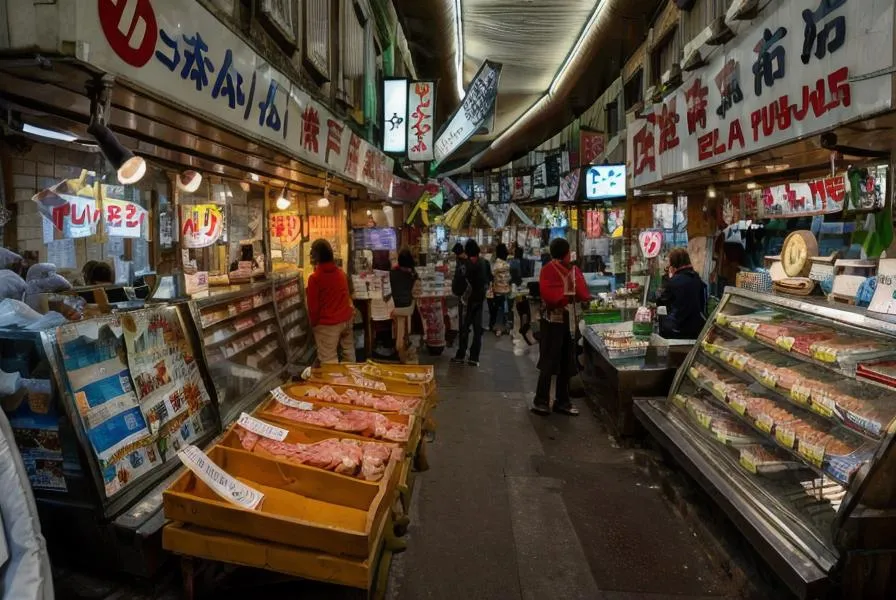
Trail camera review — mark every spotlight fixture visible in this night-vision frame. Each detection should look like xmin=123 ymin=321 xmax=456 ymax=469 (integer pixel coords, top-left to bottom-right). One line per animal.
xmin=87 ymin=121 xmax=146 ymax=184
xmin=86 ymin=76 xmax=146 ymax=185
xmin=177 ymin=170 xmax=203 ymax=193
xmin=746 ymin=181 xmax=758 ymax=190
xmin=707 ymin=185 xmax=717 ymax=199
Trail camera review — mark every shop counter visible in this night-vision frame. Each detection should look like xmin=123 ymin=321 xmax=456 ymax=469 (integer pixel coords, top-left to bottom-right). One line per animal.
xmin=579 ymin=322 xmax=689 ymax=437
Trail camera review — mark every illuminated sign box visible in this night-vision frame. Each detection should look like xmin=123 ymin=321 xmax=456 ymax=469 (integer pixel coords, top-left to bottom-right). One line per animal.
xmin=382 ymin=79 xmax=409 ymax=154
xmin=585 ymin=165 xmax=627 ymax=200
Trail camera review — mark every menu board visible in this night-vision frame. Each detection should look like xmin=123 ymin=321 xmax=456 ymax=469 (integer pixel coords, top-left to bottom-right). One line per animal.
xmin=55 ymin=308 xmax=215 ymax=499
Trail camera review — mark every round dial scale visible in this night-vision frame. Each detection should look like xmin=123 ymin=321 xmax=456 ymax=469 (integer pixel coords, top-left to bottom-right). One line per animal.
xmin=781 ymin=231 xmax=819 ymax=278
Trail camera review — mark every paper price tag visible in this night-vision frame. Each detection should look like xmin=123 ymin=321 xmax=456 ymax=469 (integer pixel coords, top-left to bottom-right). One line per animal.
xmin=759 ymin=369 xmax=778 ymax=389
xmin=756 ymin=413 xmax=774 ymax=434
xmin=695 ymin=410 xmax=713 ymax=430
xmin=776 ymin=426 xmax=796 ymax=449
xmin=739 ymin=452 xmax=758 ymax=474
xmin=729 ymin=395 xmax=747 ymax=416
xmin=798 ymin=440 xmax=825 ymax=468
xmin=237 ymin=413 xmax=288 ymax=441
xmin=272 ymin=387 xmax=313 ymax=410
xmin=741 ymin=322 xmax=760 ymax=338
xmin=178 ymin=445 xmax=264 ymax=510
xmin=791 ymin=383 xmax=812 ymax=406
xmin=776 ymin=336 xmax=795 ymax=351
xmin=730 ymin=354 xmax=748 ymax=370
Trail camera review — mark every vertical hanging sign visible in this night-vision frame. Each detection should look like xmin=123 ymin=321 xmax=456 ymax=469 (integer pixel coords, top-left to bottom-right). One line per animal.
xmin=407 ymin=81 xmax=436 ymax=161
xmin=382 ymin=78 xmax=409 ymax=154
xmin=433 ymin=60 xmax=503 ymax=164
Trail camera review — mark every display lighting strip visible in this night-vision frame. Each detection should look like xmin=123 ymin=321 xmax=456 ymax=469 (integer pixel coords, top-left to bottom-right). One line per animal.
xmin=454 ymin=0 xmax=465 ymax=100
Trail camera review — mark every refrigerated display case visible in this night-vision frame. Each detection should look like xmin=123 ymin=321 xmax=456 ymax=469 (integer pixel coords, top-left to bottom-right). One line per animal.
xmin=191 ymin=283 xmax=287 ymax=424
xmin=0 ymin=304 xmax=222 ymax=575
xmin=274 ymin=275 xmax=313 ymax=364
xmin=634 ymin=288 xmax=896 ymax=598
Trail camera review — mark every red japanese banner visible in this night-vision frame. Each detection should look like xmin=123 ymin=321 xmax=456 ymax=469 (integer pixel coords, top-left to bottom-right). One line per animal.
xmin=407 ymin=81 xmax=436 ymax=162
xmin=725 ymin=174 xmax=848 ymax=221
xmin=269 ymin=213 xmax=303 ymax=248
xmin=579 ymin=131 xmax=606 ymax=166
xmin=180 ymin=204 xmax=223 ymax=248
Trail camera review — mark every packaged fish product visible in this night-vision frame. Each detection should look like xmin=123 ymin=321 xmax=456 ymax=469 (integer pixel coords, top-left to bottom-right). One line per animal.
xmin=739 ymin=445 xmax=802 ymax=475
xmin=812 ymin=379 xmax=893 ymax=439
xmin=711 ymin=416 xmax=759 ymax=447
xmin=809 ymin=335 xmax=896 ymax=366
xmin=684 ymin=395 xmax=730 ymax=431
xmin=743 ymin=351 xmax=800 ymax=390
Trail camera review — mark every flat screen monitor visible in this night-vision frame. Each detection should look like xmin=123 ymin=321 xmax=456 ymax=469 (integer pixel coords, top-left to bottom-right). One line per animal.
xmin=585 ymin=165 xmax=627 ymax=200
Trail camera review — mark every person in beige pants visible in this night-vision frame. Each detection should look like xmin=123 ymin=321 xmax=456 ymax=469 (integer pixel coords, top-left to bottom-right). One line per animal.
xmin=306 ymin=239 xmax=356 ymax=364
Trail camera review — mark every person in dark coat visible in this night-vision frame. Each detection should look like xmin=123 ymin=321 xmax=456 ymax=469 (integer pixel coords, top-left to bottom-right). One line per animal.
xmin=532 ymin=238 xmax=591 ymax=416
xmin=656 ymin=248 xmax=707 ymax=339
xmin=451 ymin=239 xmax=488 ymax=367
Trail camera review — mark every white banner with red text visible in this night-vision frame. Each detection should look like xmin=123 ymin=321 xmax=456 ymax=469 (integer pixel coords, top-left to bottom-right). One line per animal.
xmin=627 ymin=0 xmax=894 ymax=189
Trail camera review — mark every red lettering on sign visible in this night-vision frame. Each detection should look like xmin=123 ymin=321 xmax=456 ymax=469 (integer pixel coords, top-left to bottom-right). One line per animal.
xmin=751 ymin=69 xmax=852 ymax=142
xmin=98 ymin=0 xmax=158 ymax=67
xmin=657 ymin=99 xmax=680 ymax=154
xmin=632 ymin=120 xmax=656 ymax=177
xmin=728 ymin=119 xmax=745 ymax=152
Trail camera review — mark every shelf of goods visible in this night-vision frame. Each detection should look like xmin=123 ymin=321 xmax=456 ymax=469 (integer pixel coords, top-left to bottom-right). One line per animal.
xmin=634 ymin=288 xmax=896 ymax=599
xmin=192 ymin=279 xmax=302 ymax=423
xmin=162 ymin=361 xmax=437 ymax=596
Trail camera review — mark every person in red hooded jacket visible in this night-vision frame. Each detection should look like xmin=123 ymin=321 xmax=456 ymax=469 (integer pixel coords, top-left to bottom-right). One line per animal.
xmin=306 ymin=239 xmax=356 ymax=364
xmin=532 ymin=238 xmax=591 ymax=416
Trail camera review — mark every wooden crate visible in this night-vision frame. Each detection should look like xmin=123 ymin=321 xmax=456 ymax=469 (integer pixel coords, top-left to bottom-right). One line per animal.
xmin=163 ymin=446 xmax=393 ymax=558
xmin=309 ymin=361 xmax=435 ymax=398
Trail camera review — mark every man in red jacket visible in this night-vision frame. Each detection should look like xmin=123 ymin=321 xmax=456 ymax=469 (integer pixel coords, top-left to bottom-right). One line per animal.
xmin=532 ymin=238 xmax=591 ymax=416
xmin=307 ymin=239 xmax=356 ymax=364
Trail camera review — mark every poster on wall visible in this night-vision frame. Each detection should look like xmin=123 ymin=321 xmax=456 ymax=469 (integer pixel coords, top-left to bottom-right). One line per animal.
xmin=627 ymin=0 xmax=895 ymax=188
xmin=580 ymin=130 xmax=606 ymax=165
xmin=103 ymin=194 xmax=149 ymax=239
xmin=269 ymin=213 xmax=304 ymax=248
xmin=55 ymin=317 xmax=161 ymax=498
xmin=120 ymin=308 xmax=214 ymax=452
xmin=180 ymin=204 xmax=224 ymax=248
xmin=4 ymin=378 xmax=67 ymax=491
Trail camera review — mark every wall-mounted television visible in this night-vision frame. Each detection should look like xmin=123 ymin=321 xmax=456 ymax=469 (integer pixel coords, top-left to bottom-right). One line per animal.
xmin=585 ymin=165 xmax=627 ymax=200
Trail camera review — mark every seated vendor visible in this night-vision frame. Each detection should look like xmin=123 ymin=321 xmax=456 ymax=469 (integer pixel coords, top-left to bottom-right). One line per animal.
xmin=656 ymin=248 xmax=707 ymax=340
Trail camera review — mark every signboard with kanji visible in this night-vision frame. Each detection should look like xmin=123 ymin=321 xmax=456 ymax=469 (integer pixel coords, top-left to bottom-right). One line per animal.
xmin=627 ymin=0 xmax=894 ymax=188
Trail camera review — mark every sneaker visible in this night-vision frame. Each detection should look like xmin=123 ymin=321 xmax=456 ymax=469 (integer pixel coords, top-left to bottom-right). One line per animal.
xmin=450 ymin=356 xmax=466 ymax=365
xmin=466 ymin=359 xmax=480 ymax=367
xmin=531 ymin=403 xmax=551 ymax=416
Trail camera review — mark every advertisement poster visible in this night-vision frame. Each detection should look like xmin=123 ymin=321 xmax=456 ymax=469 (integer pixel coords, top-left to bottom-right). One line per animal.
xmin=3 ymin=378 xmax=66 ymax=491
xmin=56 ymin=318 xmax=161 ymax=498
xmin=120 ymin=308 xmax=213 ymax=454
xmin=181 ymin=204 xmax=224 ymax=248
xmin=103 ymin=188 xmax=149 ymax=239
xmin=270 ymin=213 xmax=303 ymax=248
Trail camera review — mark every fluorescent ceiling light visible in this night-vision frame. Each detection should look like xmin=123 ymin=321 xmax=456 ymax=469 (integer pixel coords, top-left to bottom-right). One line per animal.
xmin=550 ymin=1 xmax=609 ymax=96
xmin=454 ymin=0 xmax=465 ymax=99
xmin=489 ymin=1 xmax=610 ymax=155
xmin=23 ymin=123 xmax=78 ymax=142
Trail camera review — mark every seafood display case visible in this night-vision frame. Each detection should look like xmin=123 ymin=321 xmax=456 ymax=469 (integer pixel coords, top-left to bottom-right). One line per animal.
xmin=634 ymin=288 xmax=896 ymax=598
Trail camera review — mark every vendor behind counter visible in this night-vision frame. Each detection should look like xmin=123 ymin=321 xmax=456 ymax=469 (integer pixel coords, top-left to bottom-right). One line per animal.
xmin=655 ymin=248 xmax=707 ymax=340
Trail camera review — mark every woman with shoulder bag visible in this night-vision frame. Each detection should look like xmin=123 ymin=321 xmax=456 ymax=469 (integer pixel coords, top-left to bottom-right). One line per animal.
xmin=531 ymin=238 xmax=591 ymax=416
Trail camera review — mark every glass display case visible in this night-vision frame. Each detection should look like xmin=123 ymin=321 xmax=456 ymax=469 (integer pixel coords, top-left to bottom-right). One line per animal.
xmin=274 ymin=275 xmax=312 ymax=362
xmin=635 ymin=288 xmax=896 ymax=598
xmin=191 ymin=283 xmax=286 ymax=424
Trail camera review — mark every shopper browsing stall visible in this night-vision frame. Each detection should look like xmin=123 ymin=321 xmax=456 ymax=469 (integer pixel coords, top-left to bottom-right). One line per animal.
xmin=489 ymin=243 xmax=512 ymax=336
xmin=532 ymin=238 xmax=590 ymax=416
xmin=510 ymin=246 xmax=534 ymax=345
xmin=390 ymin=248 xmax=421 ymax=363
xmin=307 ymin=239 xmax=356 ymax=364
xmin=451 ymin=239 xmax=488 ymax=367
xmin=656 ymin=248 xmax=707 ymax=340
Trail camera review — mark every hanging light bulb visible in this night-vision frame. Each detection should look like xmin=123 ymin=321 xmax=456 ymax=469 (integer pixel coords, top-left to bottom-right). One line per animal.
xmin=317 ymin=174 xmax=331 ymax=208
xmin=276 ymin=192 xmax=291 ymax=210
xmin=239 ymin=181 xmax=251 ymax=192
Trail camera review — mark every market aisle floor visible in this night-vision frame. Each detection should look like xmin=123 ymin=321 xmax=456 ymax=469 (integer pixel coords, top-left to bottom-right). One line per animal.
xmin=387 ymin=334 xmax=736 ymax=600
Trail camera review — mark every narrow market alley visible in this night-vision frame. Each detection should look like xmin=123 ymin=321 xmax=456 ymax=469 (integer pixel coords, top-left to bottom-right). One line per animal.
xmin=386 ymin=335 xmax=737 ymax=600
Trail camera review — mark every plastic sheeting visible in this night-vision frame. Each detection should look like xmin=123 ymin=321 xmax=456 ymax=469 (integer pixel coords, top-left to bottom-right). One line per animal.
xmin=0 ymin=409 xmax=54 ymax=600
